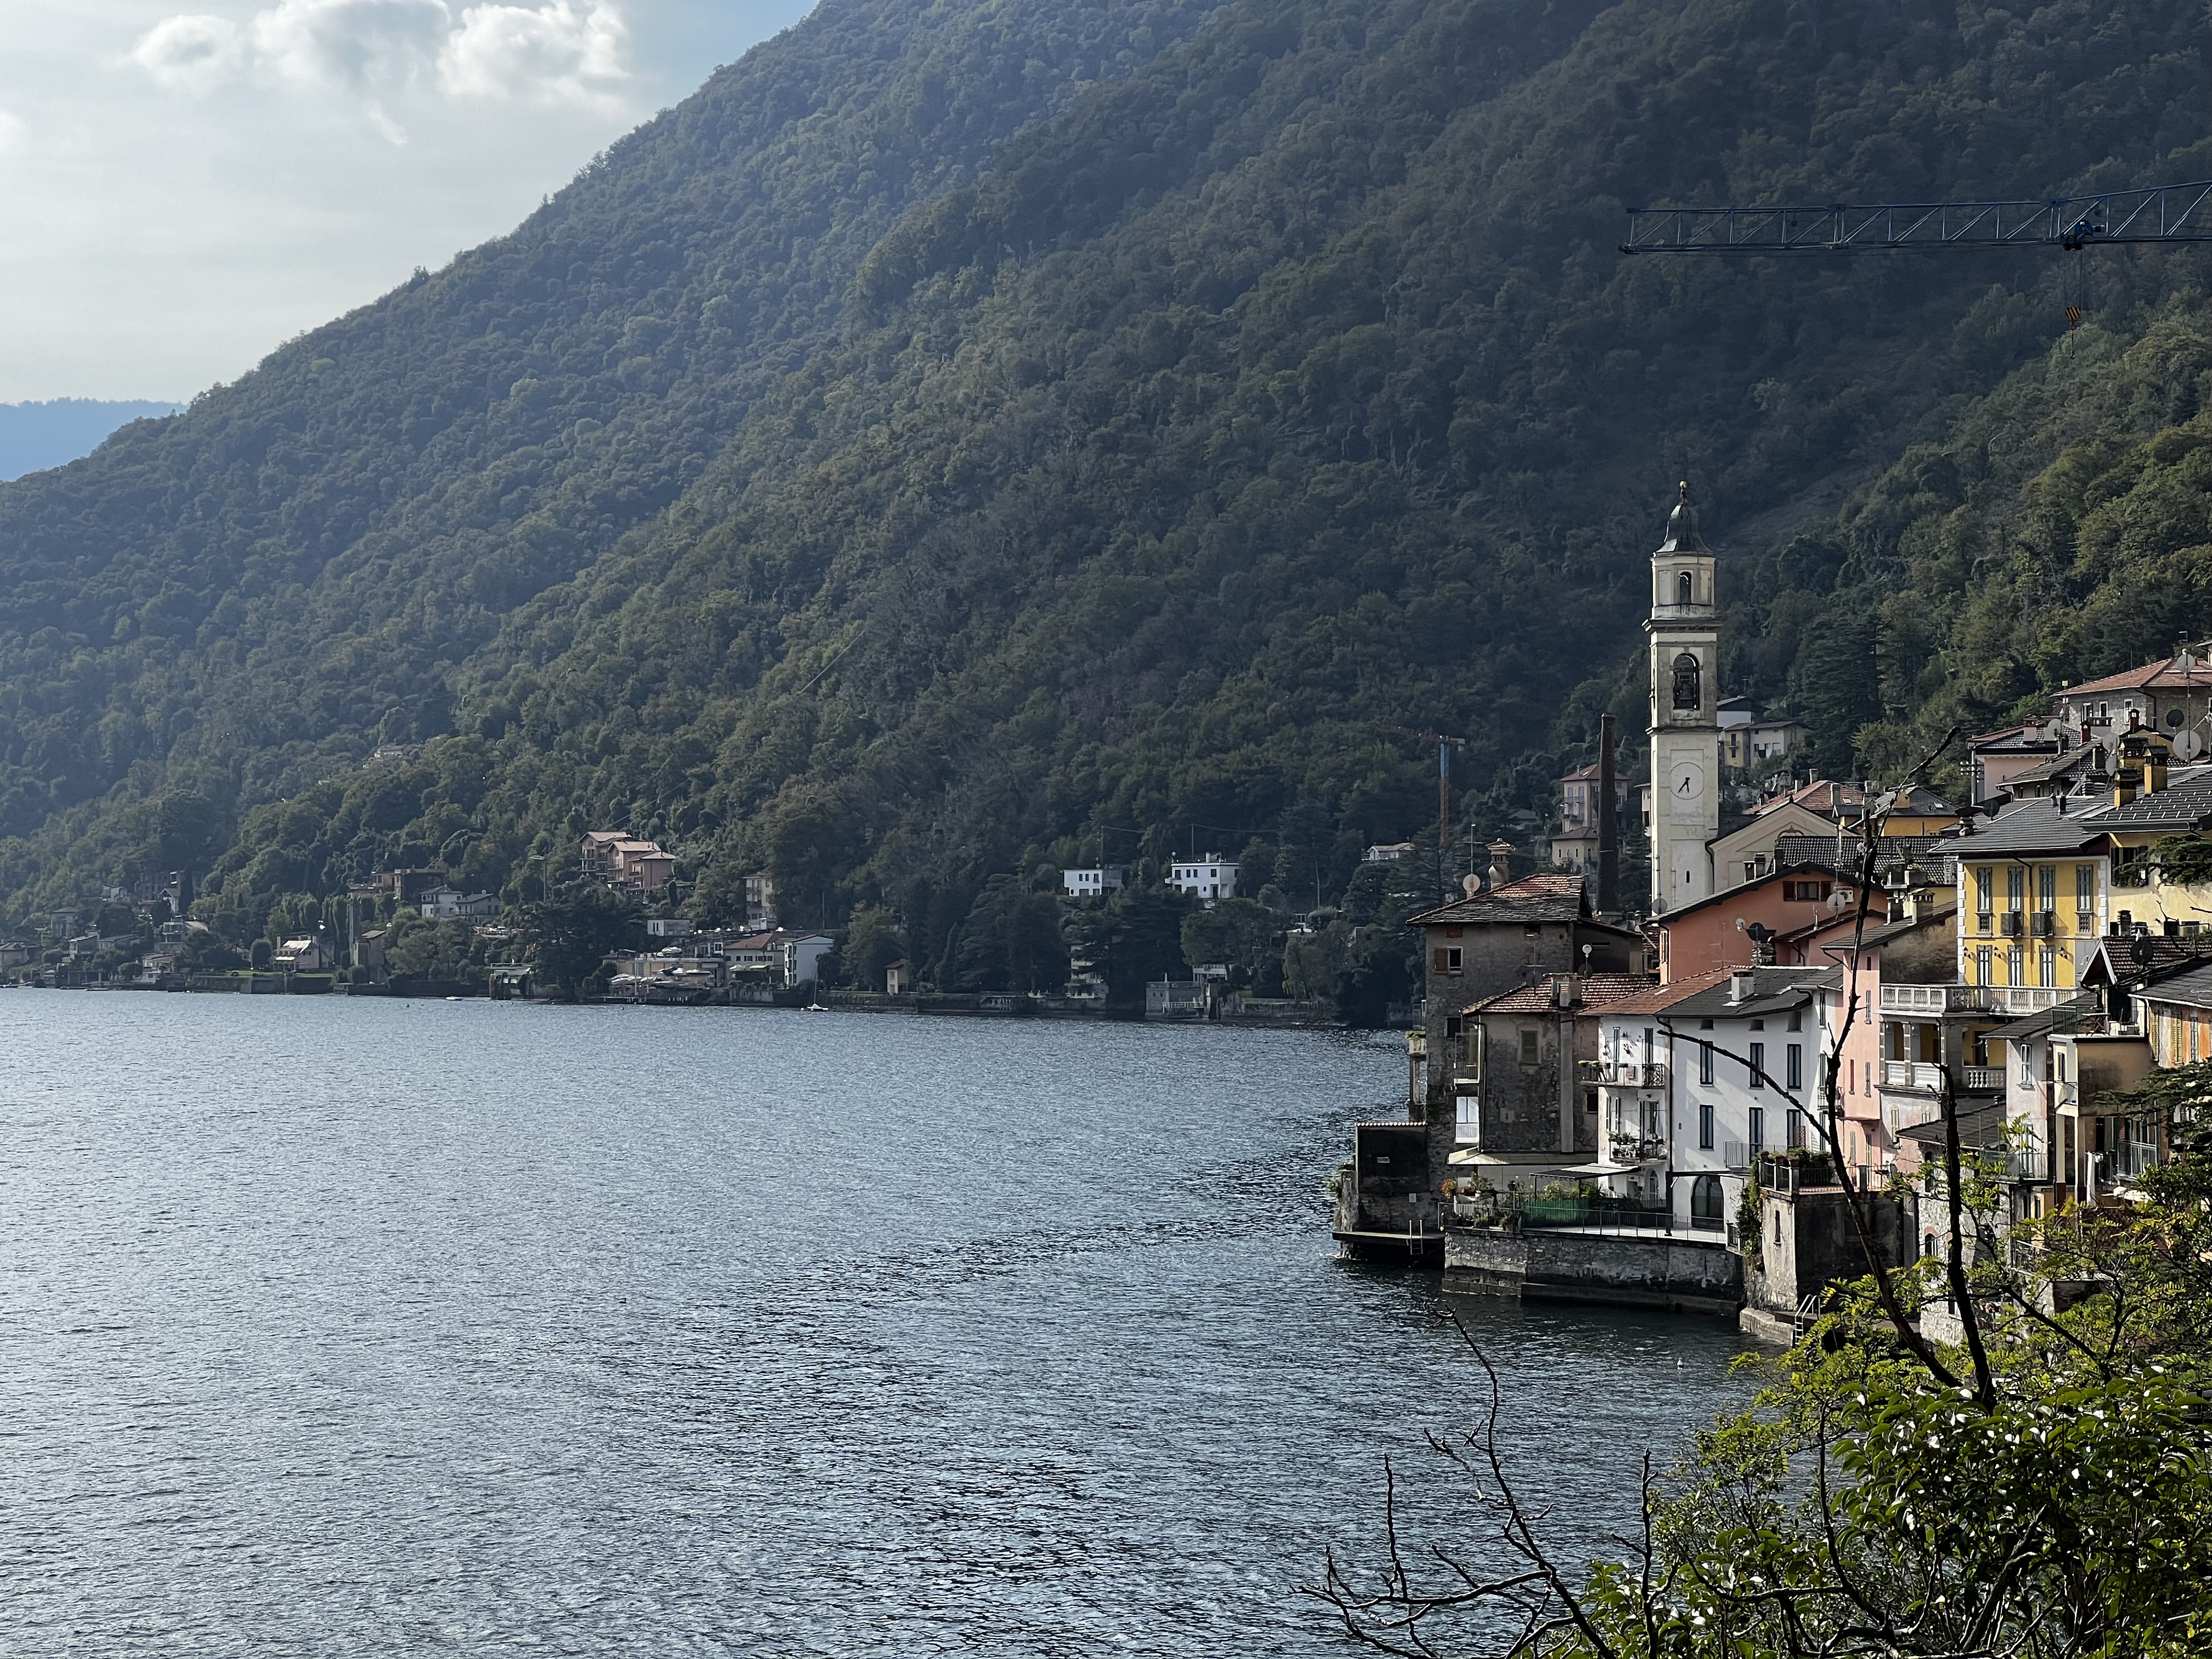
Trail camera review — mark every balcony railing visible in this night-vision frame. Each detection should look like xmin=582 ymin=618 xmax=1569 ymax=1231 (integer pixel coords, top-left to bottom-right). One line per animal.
xmin=1879 ymin=984 xmax=2065 ymax=1015
xmin=1961 ymin=1067 xmax=2002 ymax=1092
xmin=1881 ymin=1060 xmax=1945 ymax=1091
xmin=1583 ymin=1060 xmax=1671 ymax=1088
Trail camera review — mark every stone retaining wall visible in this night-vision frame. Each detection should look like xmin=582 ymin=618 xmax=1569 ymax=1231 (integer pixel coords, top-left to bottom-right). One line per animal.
xmin=1444 ymin=1227 xmax=1741 ymax=1315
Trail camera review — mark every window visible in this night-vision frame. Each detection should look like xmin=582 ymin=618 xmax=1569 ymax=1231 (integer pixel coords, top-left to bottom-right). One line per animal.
xmin=2008 ymin=946 xmax=2024 ymax=985
xmin=1447 ymin=948 xmax=1462 ymax=974
xmin=1699 ymin=1042 xmax=1715 ymax=1086
xmin=1698 ymin=1103 xmax=1714 ymax=1149
xmin=1786 ymin=1043 xmax=1803 ymax=1091
xmin=1786 ymin=880 xmax=1829 ymax=902
xmin=1518 ymin=1029 xmax=1538 ymax=1065
xmin=2007 ymin=867 xmax=2025 ymax=911
xmin=2039 ymin=947 xmax=2057 ymax=989
xmin=2075 ymin=864 xmax=2097 ymax=915
xmin=1748 ymin=1105 xmax=1765 ymax=1150
xmin=1677 ymin=570 xmax=1694 ymax=606
xmin=1787 ymin=1009 xmax=1802 ymax=1032
xmin=2038 ymin=865 xmax=2057 ymax=912
xmin=1975 ymin=868 xmax=1993 ymax=931
xmin=1976 ymin=945 xmax=1992 ymax=984
xmin=1747 ymin=1042 xmax=1765 ymax=1089
xmin=1786 ymin=1108 xmax=1804 ymax=1150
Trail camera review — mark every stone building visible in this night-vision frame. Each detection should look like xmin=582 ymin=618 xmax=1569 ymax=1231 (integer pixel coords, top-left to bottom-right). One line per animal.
xmin=1454 ymin=971 xmax=1656 ymax=1158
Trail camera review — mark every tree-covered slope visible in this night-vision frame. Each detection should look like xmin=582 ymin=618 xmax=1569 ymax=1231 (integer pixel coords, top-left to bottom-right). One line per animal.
xmin=7 ymin=0 xmax=2212 ymax=942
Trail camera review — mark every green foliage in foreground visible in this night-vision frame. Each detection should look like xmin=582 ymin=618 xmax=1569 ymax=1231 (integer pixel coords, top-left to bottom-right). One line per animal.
xmin=1321 ymin=1073 xmax=2212 ymax=1657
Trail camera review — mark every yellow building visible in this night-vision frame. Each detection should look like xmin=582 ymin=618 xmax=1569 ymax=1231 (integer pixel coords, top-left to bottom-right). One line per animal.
xmin=1953 ymin=800 xmax=2108 ymax=991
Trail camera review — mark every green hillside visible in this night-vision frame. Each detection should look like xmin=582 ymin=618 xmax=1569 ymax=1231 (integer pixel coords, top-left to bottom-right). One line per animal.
xmin=5 ymin=0 xmax=2212 ymax=962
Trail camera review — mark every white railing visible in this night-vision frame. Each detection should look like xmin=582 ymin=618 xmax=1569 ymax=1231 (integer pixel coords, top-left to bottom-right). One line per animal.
xmin=1879 ymin=984 xmax=2067 ymax=1015
xmin=1961 ymin=1067 xmax=2002 ymax=1092
xmin=1594 ymin=1061 xmax=1670 ymax=1087
xmin=1880 ymin=1060 xmax=1944 ymax=1091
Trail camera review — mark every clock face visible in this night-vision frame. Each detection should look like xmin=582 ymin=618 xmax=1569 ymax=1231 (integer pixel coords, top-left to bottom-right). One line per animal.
xmin=1670 ymin=760 xmax=1704 ymax=801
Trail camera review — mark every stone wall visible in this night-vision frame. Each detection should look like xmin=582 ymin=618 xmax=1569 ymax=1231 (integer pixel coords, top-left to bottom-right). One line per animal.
xmin=1752 ymin=1187 xmax=1906 ymax=1316
xmin=1443 ymin=1227 xmax=1741 ymax=1314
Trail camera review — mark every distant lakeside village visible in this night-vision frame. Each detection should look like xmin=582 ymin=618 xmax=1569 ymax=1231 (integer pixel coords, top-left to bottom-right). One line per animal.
xmin=13 ymin=487 xmax=2212 ymax=1338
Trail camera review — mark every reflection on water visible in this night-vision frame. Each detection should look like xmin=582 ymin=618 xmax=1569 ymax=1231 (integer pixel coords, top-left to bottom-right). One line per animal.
xmin=0 ymin=995 xmax=1748 ymax=1655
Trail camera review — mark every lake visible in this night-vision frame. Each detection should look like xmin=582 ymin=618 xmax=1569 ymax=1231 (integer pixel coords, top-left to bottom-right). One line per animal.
xmin=0 ymin=994 xmax=1749 ymax=1655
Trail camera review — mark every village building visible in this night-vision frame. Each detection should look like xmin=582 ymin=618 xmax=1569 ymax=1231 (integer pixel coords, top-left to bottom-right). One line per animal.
xmin=274 ymin=936 xmax=325 ymax=972
xmin=1449 ymin=971 xmax=1655 ymax=1165
xmin=2048 ymin=643 xmax=2212 ymax=754
xmin=580 ymin=832 xmax=676 ymax=894
xmin=1061 ymin=866 xmax=1125 ymax=897
xmin=1549 ymin=762 xmax=1628 ymax=874
xmin=419 ymin=885 xmax=501 ymax=922
xmin=1363 ymin=841 xmax=1415 ymax=863
xmin=1167 ymin=853 xmax=1238 ymax=901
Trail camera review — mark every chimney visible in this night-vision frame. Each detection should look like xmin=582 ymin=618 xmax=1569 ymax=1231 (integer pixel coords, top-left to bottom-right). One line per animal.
xmin=1827 ymin=781 xmax=1839 ymax=815
xmin=1597 ymin=713 xmax=1620 ymax=916
xmin=1729 ymin=969 xmax=1755 ymax=1003
xmin=2114 ymin=769 xmax=2139 ymax=808
xmin=1553 ymin=974 xmax=1580 ymax=1009
xmin=1487 ymin=839 xmax=1515 ymax=888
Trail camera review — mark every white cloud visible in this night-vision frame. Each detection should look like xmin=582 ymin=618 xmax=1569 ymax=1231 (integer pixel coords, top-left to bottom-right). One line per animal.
xmin=132 ymin=14 xmax=247 ymax=92
xmin=131 ymin=1 xmax=628 ymax=126
xmin=249 ymin=0 xmax=450 ymax=95
xmin=444 ymin=3 xmax=628 ymax=107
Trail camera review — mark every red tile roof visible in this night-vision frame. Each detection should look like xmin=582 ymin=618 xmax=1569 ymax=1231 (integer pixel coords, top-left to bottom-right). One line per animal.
xmin=1464 ymin=971 xmax=1659 ymax=1015
xmin=2059 ymin=651 xmax=2212 ymax=700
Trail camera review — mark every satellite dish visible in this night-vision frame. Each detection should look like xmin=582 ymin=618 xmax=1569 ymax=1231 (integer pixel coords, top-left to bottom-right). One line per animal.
xmin=2179 ymin=731 xmax=2205 ymax=761
xmin=1828 ymin=890 xmax=1850 ymax=914
xmin=1735 ymin=916 xmax=1748 ymax=932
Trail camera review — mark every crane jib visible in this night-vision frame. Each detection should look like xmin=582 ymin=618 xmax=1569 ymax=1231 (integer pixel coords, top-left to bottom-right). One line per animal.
xmin=1619 ymin=179 xmax=2212 ymax=254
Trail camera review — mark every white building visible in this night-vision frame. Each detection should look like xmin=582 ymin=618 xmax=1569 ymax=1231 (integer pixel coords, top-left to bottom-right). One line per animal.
xmin=1169 ymin=853 xmax=1238 ymax=902
xmin=1062 ymin=867 xmax=1125 ymax=898
xmin=1364 ymin=842 xmax=1415 ymax=863
xmin=419 ymin=885 xmax=501 ymax=921
xmin=644 ymin=917 xmax=696 ymax=938
xmin=1596 ymin=966 xmax=1833 ymax=1234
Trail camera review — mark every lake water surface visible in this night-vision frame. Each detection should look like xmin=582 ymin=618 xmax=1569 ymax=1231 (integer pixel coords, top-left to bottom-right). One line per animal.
xmin=0 ymin=995 xmax=1749 ymax=1655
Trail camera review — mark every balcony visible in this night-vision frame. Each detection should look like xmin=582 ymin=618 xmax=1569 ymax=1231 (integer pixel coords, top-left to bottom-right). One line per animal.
xmin=1880 ymin=1060 xmax=1944 ymax=1092
xmin=1879 ymin=984 xmax=2065 ymax=1016
xmin=1582 ymin=1060 xmax=1671 ymax=1088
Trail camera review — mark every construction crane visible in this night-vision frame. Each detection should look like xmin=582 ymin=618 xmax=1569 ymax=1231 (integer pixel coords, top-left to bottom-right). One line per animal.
xmin=1620 ymin=177 xmax=2212 ymax=255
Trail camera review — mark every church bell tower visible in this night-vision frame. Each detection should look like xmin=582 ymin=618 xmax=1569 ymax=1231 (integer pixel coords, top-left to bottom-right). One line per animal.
xmin=1647 ymin=483 xmax=1719 ymax=914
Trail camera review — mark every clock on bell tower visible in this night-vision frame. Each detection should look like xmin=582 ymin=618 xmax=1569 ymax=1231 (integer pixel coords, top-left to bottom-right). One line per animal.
xmin=1647 ymin=483 xmax=1719 ymax=914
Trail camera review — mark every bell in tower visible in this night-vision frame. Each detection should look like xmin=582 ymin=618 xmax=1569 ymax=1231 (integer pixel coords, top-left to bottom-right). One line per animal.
xmin=1646 ymin=483 xmax=1720 ymax=915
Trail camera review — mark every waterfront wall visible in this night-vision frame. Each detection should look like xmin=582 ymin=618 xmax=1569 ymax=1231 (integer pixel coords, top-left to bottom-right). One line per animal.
xmin=1443 ymin=1227 xmax=1741 ymax=1314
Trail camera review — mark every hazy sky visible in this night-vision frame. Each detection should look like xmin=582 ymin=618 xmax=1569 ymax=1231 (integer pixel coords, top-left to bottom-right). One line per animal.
xmin=0 ymin=1 xmax=813 ymax=401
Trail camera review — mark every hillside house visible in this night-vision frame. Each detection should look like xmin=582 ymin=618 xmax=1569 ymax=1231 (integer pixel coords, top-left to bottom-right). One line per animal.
xmin=1062 ymin=867 xmax=1125 ymax=897
xmin=1168 ymin=853 xmax=1238 ymax=901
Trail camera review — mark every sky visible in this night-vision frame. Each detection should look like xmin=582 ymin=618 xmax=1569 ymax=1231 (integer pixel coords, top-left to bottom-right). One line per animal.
xmin=0 ymin=1 xmax=814 ymax=402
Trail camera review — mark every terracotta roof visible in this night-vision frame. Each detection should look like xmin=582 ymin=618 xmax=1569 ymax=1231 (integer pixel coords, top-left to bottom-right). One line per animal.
xmin=2058 ymin=651 xmax=2212 ymax=700
xmin=1750 ymin=779 xmax=1865 ymax=820
xmin=1408 ymin=872 xmax=1590 ymax=927
xmin=1463 ymin=972 xmax=1658 ymax=1016
xmin=1601 ymin=966 xmax=1740 ymax=1016
xmin=1655 ymin=860 xmax=1864 ymax=924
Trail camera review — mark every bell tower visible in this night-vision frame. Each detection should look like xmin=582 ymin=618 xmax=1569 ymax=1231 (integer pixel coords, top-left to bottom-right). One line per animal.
xmin=1647 ymin=483 xmax=1719 ymax=914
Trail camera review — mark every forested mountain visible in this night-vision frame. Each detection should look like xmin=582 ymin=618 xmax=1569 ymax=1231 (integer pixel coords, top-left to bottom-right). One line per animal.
xmin=4 ymin=0 xmax=2212 ymax=951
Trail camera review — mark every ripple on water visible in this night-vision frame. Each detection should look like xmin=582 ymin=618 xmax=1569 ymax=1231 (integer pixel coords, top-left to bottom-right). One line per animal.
xmin=0 ymin=996 xmax=1750 ymax=1655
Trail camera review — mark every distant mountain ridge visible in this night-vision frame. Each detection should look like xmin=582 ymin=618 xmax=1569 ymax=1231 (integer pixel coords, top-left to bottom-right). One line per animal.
xmin=0 ymin=400 xmax=182 ymax=482
xmin=2 ymin=0 xmax=2211 ymax=951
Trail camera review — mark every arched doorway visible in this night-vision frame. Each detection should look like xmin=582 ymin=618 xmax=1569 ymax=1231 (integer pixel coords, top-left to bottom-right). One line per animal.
xmin=1690 ymin=1173 xmax=1724 ymax=1231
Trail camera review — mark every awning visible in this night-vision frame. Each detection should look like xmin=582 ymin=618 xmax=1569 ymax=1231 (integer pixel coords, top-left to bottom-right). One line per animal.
xmin=1448 ymin=1149 xmax=1511 ymax=1166
xmin=1553 ymin=1162 xmax=1621 ymax=1177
